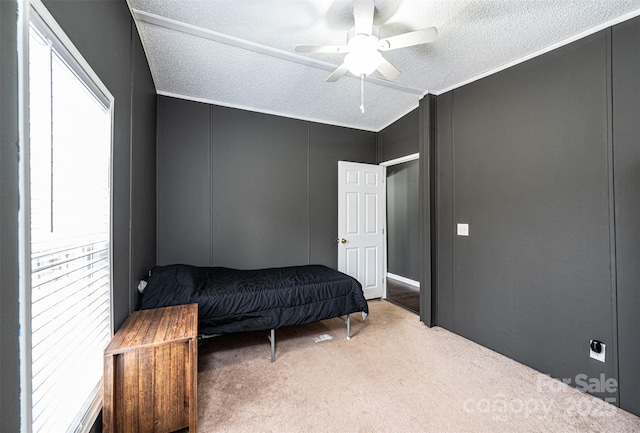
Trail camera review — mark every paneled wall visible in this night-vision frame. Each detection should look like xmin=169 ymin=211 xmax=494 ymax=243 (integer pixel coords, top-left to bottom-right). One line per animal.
xmin=156 ymin=96 xmax=377 ymax=270
xmin=378 ymin=108 xmax=419 ymax=162
xmin=612 ymin=17 xmax=640 ymax=417
xmin=435 ymin=20 xmax=640 ymax=414
xmin=418 ymin=95 xmax=437 ymax=326
xmin=309 ymin=123 xmax=380 ymax=266
xmin=210 ymin=107 xmax=310 ymax=268
xmin=1 ymin=2 xmax=21 ymax=431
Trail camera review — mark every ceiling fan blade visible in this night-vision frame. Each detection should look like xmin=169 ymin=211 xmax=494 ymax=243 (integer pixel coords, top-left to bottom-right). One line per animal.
xmin=376 ymin=56 xmax=401 ymax=81
xmin=295 ymin=44 xmax=348 ymax=54
xmin=378 ymin=27 xmax=438 ymax=51
xmin=326 ymin=63 xmax=350 ymax=82
xmin=353 ymin=0 xmax=374 ymax=36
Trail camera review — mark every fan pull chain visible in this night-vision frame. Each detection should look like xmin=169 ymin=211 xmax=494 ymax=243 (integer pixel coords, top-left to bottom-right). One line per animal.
xmin=360 ymin=74 xmax=365 ymax=113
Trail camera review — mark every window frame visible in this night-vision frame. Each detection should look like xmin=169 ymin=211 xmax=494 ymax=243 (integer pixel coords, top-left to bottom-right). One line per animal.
xmin=18 ymin=1 xmax=115 ymax=432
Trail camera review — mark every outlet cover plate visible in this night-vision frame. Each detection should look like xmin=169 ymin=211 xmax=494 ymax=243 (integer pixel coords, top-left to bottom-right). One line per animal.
xmin=589 ymin=340 xmax=606 ymax=362
xmin=457 ymin=223 xmax=469 ymax=236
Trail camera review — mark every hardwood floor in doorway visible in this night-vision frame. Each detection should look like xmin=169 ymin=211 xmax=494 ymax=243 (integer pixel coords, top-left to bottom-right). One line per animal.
xmin=385 ymin=278 xmax=419 ymax=315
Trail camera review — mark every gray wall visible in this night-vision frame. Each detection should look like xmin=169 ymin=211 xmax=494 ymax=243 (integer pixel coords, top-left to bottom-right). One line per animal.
xmin=130 ymin=27 xmax=158 ymax=310
xmin=612 ymin=17 xmax=640 ymax=417
xmin=1 ymin=1 xmax=21 ymax=431
xmin=309 ymin=123 xmax=379 ymax=266
xmin=418 ymin=95 xmax=436 ymax=326
xmin=157 ymin=96 xmax=377 ymax=269
xmin=435 ymin=22 xmax=640 ymax=412
xmin=378 ymin=108 xmax=421 ymax=283
xmin=386 ymin=160 xmax=420 ymax=281
xmin=210 ymin=106 xmax=309 ymax=268
xmin=0 ymin=1 xmax=157 ymax=431
xmin=378 ymin=108 xmax=419 ymax=163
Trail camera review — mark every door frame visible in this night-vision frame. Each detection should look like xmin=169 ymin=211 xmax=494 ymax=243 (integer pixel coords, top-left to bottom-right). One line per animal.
xmin=337 ymin=153 xmax=420 ymax=301
xmin=379 ymin=152 xmax=420 ymax=300
xmin=379 ymin=152 xmax=420 ymax=168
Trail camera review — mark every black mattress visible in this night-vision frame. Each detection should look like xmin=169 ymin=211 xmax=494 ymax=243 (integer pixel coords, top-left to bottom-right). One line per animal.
xmin=139 ymin=264 xmax=369 ymax=335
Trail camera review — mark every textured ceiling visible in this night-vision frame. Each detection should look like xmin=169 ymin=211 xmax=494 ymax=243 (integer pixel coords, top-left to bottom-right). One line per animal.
xmin=127 ymin=0 xmax=640 ymax=132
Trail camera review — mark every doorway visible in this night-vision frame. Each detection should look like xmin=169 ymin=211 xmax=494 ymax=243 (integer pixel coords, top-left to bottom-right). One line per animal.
xmin=383 ymin=155 xmax=420 ymax=314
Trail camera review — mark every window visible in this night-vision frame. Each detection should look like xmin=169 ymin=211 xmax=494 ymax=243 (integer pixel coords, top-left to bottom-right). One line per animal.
xmin=20 ymin=2 xmax=114 ymax=433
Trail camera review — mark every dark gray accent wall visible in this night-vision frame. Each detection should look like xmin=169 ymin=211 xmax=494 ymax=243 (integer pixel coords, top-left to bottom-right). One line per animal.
xmin=43 ymin=0 xmax=157 ymax=330
xmin=612 ymin=17 xmax=640 ymax=417
xmin=436 ymin=30 xmax=620 ymax=402
xmin=378 ymin=108 xmax=419 ymax=162
xmin=309 ymin=123 xmax=377 ymax=267
xmin=157 ymin=98 xmax=211 ymax=266
xmin=1 ymin=1 xmax=21 ymax=431
xmin=386 ymin=160 xmax=420 ymax=281
xmin=210 ymin=106 xmax=309 ymax=268
xmin=418 ymin=95 xmax=436 ymax=326
xmin=435 ymin=92 xmax=454 ymax=330
xmin=130 ymin=27 xmax=158 ymax=310
xmin=156 ymin=96 xmax=376 ymax=270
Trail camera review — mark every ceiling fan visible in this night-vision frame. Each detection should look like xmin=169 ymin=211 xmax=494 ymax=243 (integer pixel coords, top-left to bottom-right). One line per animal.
xmin=295 ymin=0 xmax=438 ymax=83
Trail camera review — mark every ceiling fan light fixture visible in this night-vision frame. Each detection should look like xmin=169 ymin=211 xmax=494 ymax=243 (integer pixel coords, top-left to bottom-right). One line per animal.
xmin=344 ymin=50 xmax=381 ymax=76
xmin=296 ymin=0 xmax=438 ymax=85
xmin=344 ymin=34 xmax=381 ymax=77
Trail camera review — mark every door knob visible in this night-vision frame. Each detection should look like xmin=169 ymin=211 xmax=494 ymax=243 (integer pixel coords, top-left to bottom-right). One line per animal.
xmin=336 ymin=238 xmax=347 ymax=244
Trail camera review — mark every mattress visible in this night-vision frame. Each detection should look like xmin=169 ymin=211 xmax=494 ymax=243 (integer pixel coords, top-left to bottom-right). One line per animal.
xmin=139 ymin=264 xmax=369 ymax=335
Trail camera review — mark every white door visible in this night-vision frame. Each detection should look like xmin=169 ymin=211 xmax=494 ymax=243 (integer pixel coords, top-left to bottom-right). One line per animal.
xmin=337 ymin=161 xmax=386 ymax=299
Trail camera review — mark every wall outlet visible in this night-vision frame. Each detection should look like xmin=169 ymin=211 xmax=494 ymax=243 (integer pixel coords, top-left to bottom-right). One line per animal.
xmin=457 ymin=223 xmax=469 ymax=236
xmin=589 ymin=340 xmax=605 ymax=363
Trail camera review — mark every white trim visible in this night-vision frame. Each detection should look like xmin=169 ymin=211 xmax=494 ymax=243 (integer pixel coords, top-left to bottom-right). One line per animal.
xmin=434 ymin=8 xmax=640 ymax=96
xmin=157 ymin=90 xmax=381 ymax=132
xmin=380 ymin=153 xmax=419 ymax=167
xmin=387 ymin=273 xmax=420 ymax=288
xmin=132 ymin=9 xmax=424 ymax=96
xmin=382 ymin=165 xmax=388 ymax=300
xmin=17 ymin=1 xmax=33 ymax=431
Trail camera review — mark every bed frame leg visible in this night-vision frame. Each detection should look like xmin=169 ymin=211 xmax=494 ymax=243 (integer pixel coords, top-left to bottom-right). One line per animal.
xmin=346 ymin=315 xmax=351 ymax=340
xmin=268 ymin=329 xmax=275 ymax=362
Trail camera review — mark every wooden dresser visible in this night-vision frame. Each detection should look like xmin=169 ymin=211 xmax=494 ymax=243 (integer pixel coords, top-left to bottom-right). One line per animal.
xmin=103 ymin=304 xmax=198 ymax=433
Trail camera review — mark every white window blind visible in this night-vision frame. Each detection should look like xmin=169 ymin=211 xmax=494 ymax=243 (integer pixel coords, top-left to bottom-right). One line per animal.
xmin=25 ymin=8 xmax=113 ymax=433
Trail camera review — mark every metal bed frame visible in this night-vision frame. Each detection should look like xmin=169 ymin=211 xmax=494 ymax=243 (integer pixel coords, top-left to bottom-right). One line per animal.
xmin=200 ymin=314 xmax=352 ymax=362
xmin=266 ymin=314 xmax=351 ymax=362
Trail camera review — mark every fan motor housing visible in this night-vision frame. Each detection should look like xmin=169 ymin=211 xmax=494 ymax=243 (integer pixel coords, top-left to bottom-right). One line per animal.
xmin=347 ymin=25 xmax=380 ymax=41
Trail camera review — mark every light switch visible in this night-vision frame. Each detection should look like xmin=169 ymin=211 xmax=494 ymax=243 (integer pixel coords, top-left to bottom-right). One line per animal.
xmin=457 ymin=223 xmax=469 ymax=236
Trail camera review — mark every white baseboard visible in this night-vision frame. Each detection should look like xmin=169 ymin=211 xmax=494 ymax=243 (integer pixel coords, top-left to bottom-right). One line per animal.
xmin=387 ymin=273 xmax=420 ymax=288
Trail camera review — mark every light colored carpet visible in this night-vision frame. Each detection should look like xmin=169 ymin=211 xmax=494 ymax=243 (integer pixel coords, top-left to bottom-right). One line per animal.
xmin=196 ymin=300 xmax=640 ymax=433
